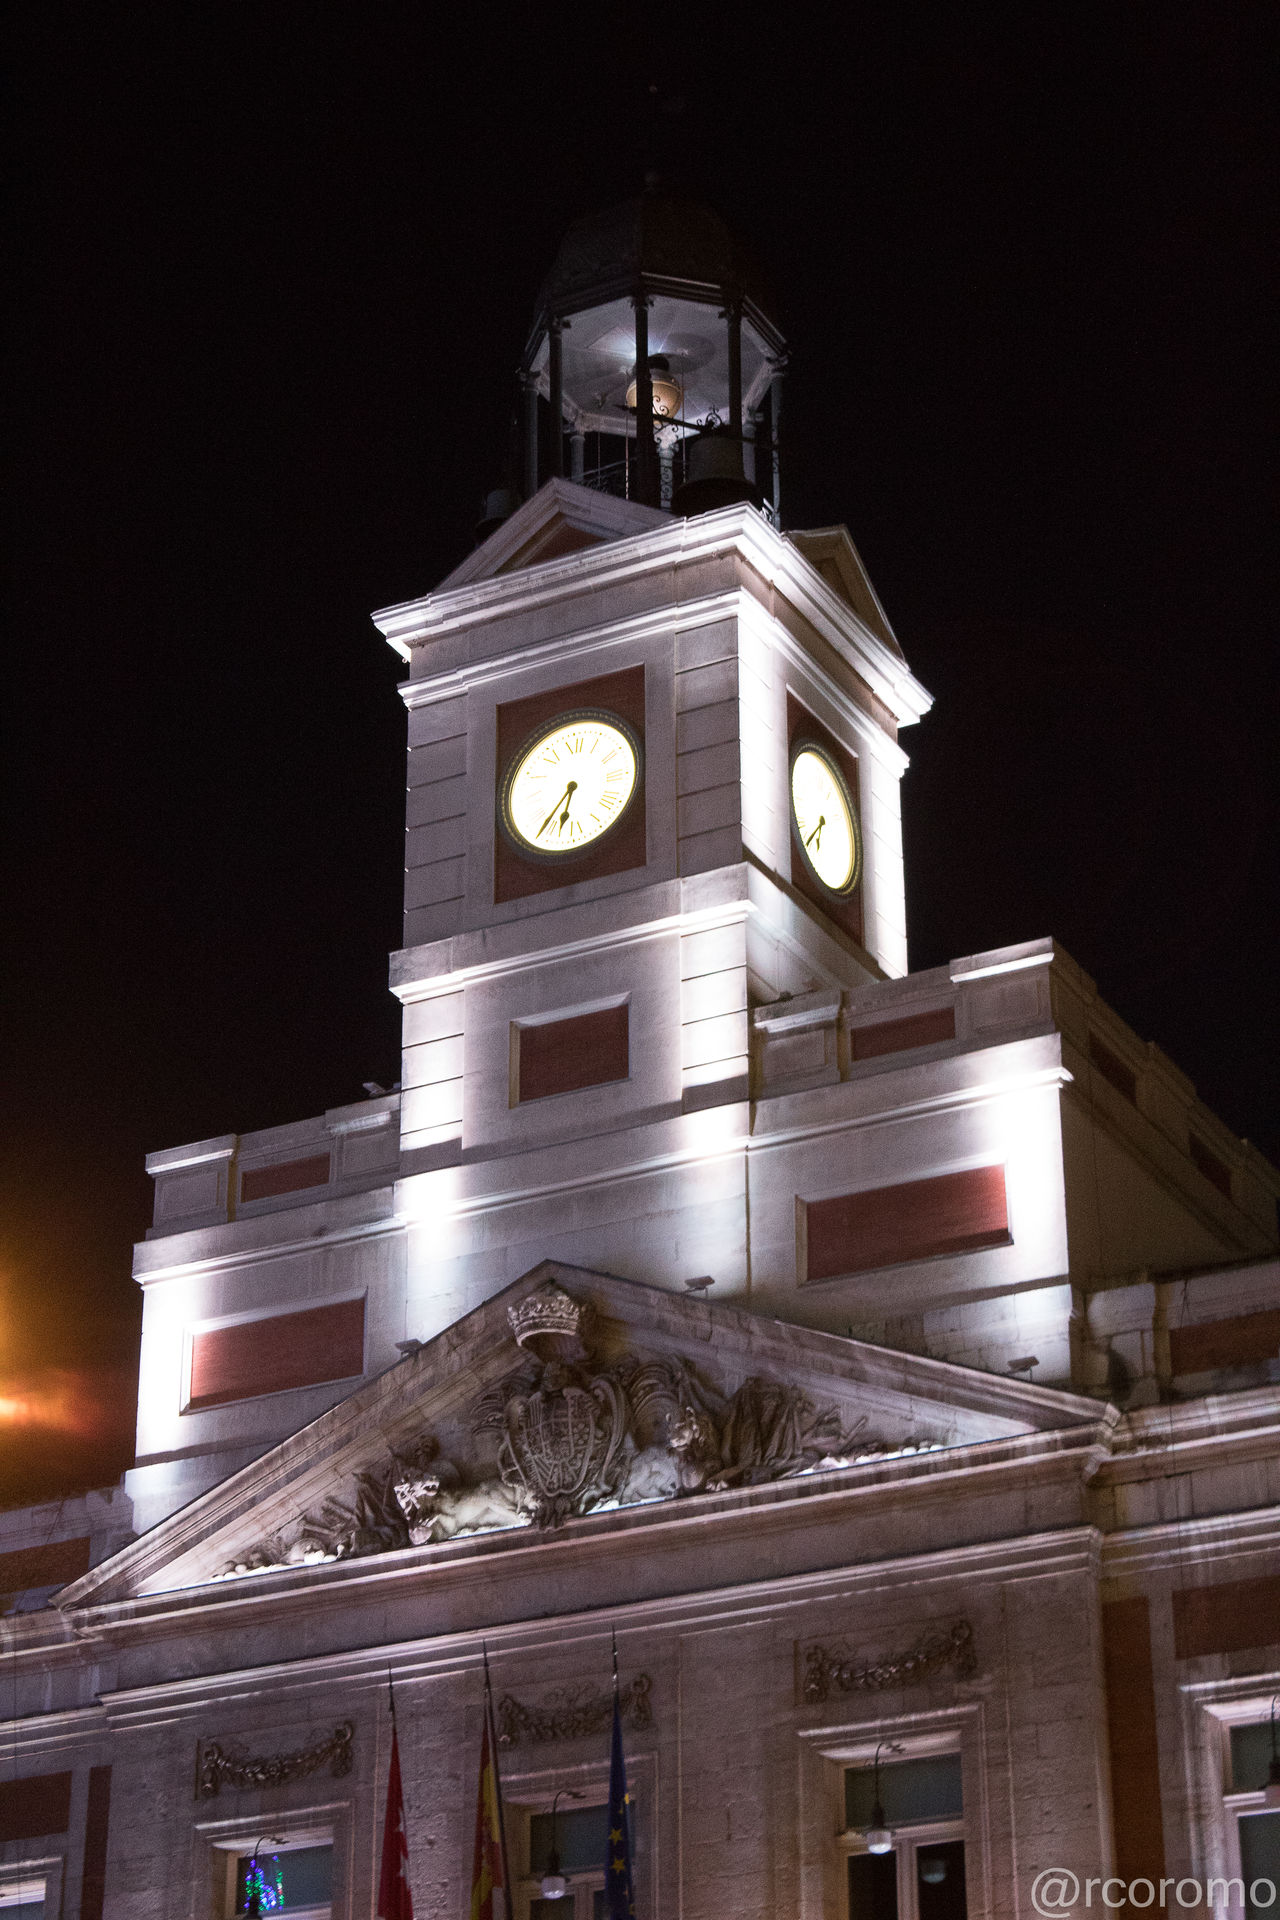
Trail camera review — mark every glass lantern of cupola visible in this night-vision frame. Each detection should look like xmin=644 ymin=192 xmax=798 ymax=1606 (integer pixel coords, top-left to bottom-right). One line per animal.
xmin=519 ymin=187 xmax=788 ymax=519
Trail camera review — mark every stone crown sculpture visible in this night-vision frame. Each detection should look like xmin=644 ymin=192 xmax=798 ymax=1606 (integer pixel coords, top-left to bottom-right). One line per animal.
xmin=508 ymin=1280 xmax=587 ymax=1359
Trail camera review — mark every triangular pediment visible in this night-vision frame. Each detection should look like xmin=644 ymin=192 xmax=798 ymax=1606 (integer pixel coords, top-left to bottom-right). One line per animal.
xmin=434 ymin=479 xmax=669 ymax=593
xmin=788 ymin=525 xmax=903 ymax=656
xmin=60 ymin=1263 xmax=1106 ymax=1612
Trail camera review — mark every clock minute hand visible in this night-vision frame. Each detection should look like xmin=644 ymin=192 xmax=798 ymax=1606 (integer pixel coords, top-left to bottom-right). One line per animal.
xmin=805 ymin=813 xmax=826 ymax=850
xmin=537 ymin=781 xmax=576 ymax=838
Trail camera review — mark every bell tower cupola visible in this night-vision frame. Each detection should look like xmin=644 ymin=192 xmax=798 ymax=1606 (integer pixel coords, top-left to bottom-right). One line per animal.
xmin=519 ymin=186 xmax=787 ymax=519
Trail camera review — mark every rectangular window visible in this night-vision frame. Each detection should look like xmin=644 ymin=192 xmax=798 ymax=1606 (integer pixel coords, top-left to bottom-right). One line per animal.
xmin=188 ymin=1297 xmax=365 ymax=1410
xmin=240 ymin=1153 xmax=331 ymax=1204
xmin=230 ymin=1843 xmax=332 ymax=1919
xmin=1188 ymin=1133 xmax=1232 ymax=1197
xmin=1224 ymin=1722 xmax=1280 ymax=1920
xmin=1238 ymin=1816 xmax=1280 ymax=1920
xmin=0 ymin=1881 xmax=47 ymax=1919
xmin=803 ymin=1167 xmax=1010 ymax=1283
xmin=515 ymin=1003 xmax=629 ymax=1103
xmin=843 ymin=1755 xmax=965 ymax=1920
xmin=1088 ymin=1035 xmax=1137 ymax=1104
xmin=845 ymin=1755 xmax=963 ymax=1828
xmin=520 ymin=1799 xmax=628 ymax=1920
xmin=851 ymin=1007 xmax=956 ymax=1061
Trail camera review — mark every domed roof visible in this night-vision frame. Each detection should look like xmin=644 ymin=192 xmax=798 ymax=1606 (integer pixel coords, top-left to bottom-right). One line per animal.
xmin=531 ymin=189 xmax=781 ymax=343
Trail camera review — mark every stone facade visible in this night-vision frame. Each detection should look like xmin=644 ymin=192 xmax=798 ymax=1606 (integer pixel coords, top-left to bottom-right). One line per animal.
xmin=3 ymin=482 xmax=1280 ymax=1918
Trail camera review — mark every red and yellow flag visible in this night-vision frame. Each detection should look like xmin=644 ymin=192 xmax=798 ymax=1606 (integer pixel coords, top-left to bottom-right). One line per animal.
xmin=469 ymin=1684 xmax=510 ymax=1920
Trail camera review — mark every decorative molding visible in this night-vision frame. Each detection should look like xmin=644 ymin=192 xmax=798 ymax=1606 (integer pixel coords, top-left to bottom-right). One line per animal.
xmin=224 ymin=1281 xmax=914 ymax=1577
xmin=497 ymin=1674 xmax=653 ymax=1747
xmin=801 ymin=1620 xmax=976 ymax=1702
xmin=195 ymin=1721 xmax=354 ymax=1797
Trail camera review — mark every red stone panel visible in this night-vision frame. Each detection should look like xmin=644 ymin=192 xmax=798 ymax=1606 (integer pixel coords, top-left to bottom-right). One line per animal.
xmin=495 ymin=665 xmax=647 ymax=903
xmin=518 ymin=1004 xmax=630 ymax=1102
xmin=1089 ymin=1035 xmax=1137 ymax=1103
xmin=0 ymin=1770 xmax=72 ymax=1843
xmin=786 ymin=694 xmax=864 ymax=948
xmin=1102 ymin=1597 xmax=1166 ymax=1876
xmin=0 ymin=1535 xmax=91 ymax=1596
xmin=81 ymin=1766 xmax=113 ymax=1920
xmin=240 ymin=1153 xmax=331 ymax=1203
xmin=1188 ymin=1133 xmax=1233 ymax=1197
xmin=850 ymin=1006 xmax=956 ymax=1060
xmin=803 ymin=1166 xmax=1010 ymax=1282
xmin=1170 ymin=1309 xmax=1280 ymax=1375
xmin=1173 ymin=1574 xmax=1280 ymax=1658
xmin=188 ymin=1297 xmax=365 ymax=1409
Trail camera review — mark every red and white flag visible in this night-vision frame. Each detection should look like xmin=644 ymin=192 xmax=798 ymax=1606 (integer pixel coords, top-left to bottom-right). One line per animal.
xmin=377 ymin=1723 xmax=415 ymax=1920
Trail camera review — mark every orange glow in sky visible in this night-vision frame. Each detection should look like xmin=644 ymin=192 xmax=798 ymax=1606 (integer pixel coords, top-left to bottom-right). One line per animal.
xmin=0 ymin=1368 xmax=111 ymax=1439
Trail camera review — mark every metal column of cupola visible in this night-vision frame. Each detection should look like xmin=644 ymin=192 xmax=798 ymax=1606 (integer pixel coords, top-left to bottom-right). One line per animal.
xmin=510 ymin=186 xmax=787 ymax=525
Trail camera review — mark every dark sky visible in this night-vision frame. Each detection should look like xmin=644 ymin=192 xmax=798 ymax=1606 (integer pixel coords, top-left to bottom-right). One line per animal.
xmin=4 ymin=6 xmax=1275 ymax=1505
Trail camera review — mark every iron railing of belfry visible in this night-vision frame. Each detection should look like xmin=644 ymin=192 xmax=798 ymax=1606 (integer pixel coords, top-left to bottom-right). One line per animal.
xmin=580 ymin=459 xmax=629 ymax=499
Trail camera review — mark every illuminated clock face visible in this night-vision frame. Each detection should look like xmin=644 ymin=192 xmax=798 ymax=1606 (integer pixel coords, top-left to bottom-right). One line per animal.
xmin=790 ymin=744 xmax=860 ymax=895
xmin=502 ymin=710 xmax=640 ymax=857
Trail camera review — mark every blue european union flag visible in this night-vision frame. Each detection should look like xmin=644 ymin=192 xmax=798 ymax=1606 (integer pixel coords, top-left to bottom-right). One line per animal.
xmin=605 ymin=1687 xmax=636 ymax=1919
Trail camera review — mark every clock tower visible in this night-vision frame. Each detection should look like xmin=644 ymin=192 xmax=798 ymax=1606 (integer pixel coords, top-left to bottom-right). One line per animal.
xmin=375 ymin=188 xmax=932 ymax=1341
xmin=122 ymin=187 xmax=1276 ymax=1537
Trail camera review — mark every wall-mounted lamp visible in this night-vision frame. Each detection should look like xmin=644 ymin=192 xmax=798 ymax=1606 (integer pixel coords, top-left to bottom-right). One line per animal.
xmin=1264 ymin=1696 xmax=1280 ymax=1806
xmin=540 ymin=1788 xmax=585 ymax=1899
xmin=865 ymin=1741 xmax=903 ymax=1854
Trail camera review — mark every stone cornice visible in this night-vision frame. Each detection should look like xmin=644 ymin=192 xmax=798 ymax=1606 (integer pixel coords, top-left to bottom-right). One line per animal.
xmin=132 ymin=1199 xmax=404 ymax=1286
xmin=390 ymin=875 xmax=753 ymax=1001
xmin=374 ymin=501 xmax=932 ymax=728
xmin=64 ymin=1426 xmax=1107 ymax=1647
xmin=1100 ymin=1501 xmax=1280 ymax=1578
xmin=0 ymin=1701 xmax=108 ymax=1751
xmin=88 ymin=1524 xmax=1104 ymax=1726
xmin=396 ymin=588 xmax=741 ymax=707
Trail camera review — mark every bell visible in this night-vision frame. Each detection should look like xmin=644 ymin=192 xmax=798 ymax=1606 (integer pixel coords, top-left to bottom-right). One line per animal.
xmin=671 ymin=428 xmax=763 ymax=518
xmin=475 ymin=487 xmax=519 ymax=544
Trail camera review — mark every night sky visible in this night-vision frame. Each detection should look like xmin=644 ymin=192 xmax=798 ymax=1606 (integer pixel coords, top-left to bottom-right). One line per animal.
xmin=4 ymin=8 xmax=1275 ymax=1506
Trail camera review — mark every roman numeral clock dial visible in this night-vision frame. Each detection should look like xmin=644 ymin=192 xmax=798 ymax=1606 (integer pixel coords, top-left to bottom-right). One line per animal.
xmin=501 ymin=710 xmax=641 ymax=861
xmin=790 ymin=742 xmax=861 ymax=895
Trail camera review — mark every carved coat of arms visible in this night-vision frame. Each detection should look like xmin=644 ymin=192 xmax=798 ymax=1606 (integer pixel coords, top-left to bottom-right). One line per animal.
xmin=499 ymin=1366 xmax=628 ymax=1526
xmin=223 ymin=1278 xmax=932 ymax=1576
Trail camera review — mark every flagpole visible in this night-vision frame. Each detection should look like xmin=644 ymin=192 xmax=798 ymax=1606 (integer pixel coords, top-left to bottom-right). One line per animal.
xmin=605 ymin=1633 xmax=636 ymax=1920
xmin=377 ymin=1665 xmax=414 ymax=1920
xmin=482 ymin=1641 xmax=514 ymax=1912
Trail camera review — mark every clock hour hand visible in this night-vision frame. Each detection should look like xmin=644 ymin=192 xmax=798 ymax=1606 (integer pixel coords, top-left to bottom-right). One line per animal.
xmin=537 ymin=780 xmax=577 ymax=839
xmin=805 ymin=813 xmax=825 ymax=850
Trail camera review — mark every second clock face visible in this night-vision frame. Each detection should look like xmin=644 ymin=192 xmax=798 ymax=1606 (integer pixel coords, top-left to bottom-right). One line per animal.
xmin=790 ymin=744 xmax=860 ymax=895
xmin=502 ymin=710 xmax=641 ymax=857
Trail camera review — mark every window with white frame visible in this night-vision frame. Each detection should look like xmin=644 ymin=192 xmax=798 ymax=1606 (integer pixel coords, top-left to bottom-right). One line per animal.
xmin=217 ymin=1835 xmax=333 ymax=1919
xmin=1223 ymin=1723 xmax=1280 ymax=1920
xmin=0 ymin=1879 xmax=47 ymax=1920
xmin=520 ymin=1799 xmax=624 ymax=1920
xmin=841 ymin=1753 xmax=966 ymax=1920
